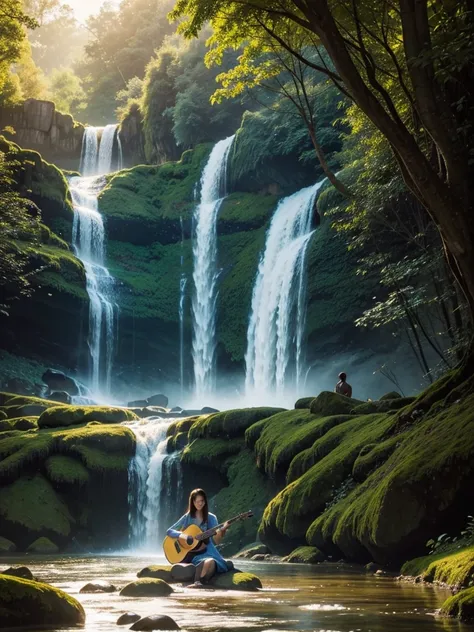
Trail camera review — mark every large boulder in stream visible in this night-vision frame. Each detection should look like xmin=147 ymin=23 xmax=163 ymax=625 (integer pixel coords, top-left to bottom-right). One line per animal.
xmin=42 ymin=370 xmax=80 ymax=396
xmin=120 ymin=578 xmax=174 ymax=597
xmin=38 ymin=405 xmax=139 ymax=428
xmin=1 ymin=566 xmax=34 ymax=580
xmin=210 ymin=570 xmax=262 ymax=591
xmin=80 ymin=580 xmax=117 ymax=593
xmin=137 ymin=565 xmax=173 ymax=582
xmin=130 ymin=615 xmax=180 ymax=631
xmin=440 ymin=588 xmax=474 ymax=623
xmin=0 ymin=574 xmax=85 ymax=628
xmin=27 ymin=537 xmax=59 ymax=553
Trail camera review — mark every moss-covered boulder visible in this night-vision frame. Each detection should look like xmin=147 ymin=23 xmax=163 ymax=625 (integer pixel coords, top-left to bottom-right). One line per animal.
xmin=0 ymin=536 xmax=16 ymax=554
xmin=440 ymin=587 xmax=474 ymax=622
xmin=0 ymin=574 xmax=85 ymax=628
xmin=27 ymin=536 xmax=59 ymax=553
xmin=0 ymin=416 xmax=38 ymax=431
xmin=380 ymin=391 xmax=402 ymax=401
xmin=120 ymin=578 xmax=174 ymax=597
xmin=309 ymin=391 xmax=362 ymax=416
xmin=188 ymin=408 xmax=286 ymax=441
xmin=210 ymin=570 xmax=262 ymax=591
xmin=181 ymin=438 xmax=244 ymax=471
xmin=235 ymin=543 xmax=270 ymax=558
xmin=80 ymin=580 xmax=116 ymax=593
xmin=44 ymin=455 xmax=90 ymax=486
xmin=294 ymin=397 xmax=315 ymax=410
xmin=0 ymin=474 xmax=72 ymax=539
xmin=283 ymin=546 xmax=325 ymax=563
xmin=137 ymin=565 xmax=173 ymax=582
xmin=401 ymin=546 xmax=474 ymax=588
xmin=38 ymin=405 xmax=139 ymax=428
xmin=351 ymin=397 xmax=415 ymax=415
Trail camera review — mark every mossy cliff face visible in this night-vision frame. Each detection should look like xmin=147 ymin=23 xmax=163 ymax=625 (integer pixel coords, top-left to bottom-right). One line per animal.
xmin=0 ymin=397 xmax=135 ymax=551
xmin=171 ymin=384 xmax=474 ymax=565
xmin=0 ymin=138 xmax=88 ymax=388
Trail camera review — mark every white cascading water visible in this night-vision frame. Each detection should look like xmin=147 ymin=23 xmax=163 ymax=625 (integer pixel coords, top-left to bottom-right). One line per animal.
xmin=70 ymin=125 xmax=120 ymax=396
xmin=192 ymin=135 xmax=235 ymax=399
xmin=245 ymin=180 xmax=326 ymax=398
xmin=97 ymin=124 xmax=119 ymax=175
xmin=127 ymin=419 xmax=180 ymax=551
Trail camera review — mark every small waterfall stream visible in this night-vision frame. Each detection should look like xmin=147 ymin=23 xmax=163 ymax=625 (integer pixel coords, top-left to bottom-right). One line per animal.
xmin=127 ymin=419 xmax=183 ymax=552
xmin=245 ymin=180 xmax=326 ymax=397
xmin=70 ymin=125 xmax=121 ymax=396
xmin=192 ymin=135 xmax=235 ymax=399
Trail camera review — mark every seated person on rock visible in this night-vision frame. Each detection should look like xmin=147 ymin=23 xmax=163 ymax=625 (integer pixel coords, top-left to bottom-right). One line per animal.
xmin=166 ymin=488 xmax=231 ymax=588
xmin=335 ymin=372 xmax=352 ymax=397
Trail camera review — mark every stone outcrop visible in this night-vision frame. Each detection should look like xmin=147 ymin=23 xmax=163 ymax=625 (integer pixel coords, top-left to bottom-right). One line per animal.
xmin=0 ymin=99 xmax=84 ymax=170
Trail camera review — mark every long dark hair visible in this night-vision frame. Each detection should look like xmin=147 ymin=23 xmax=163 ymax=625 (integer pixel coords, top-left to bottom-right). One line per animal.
xmin=188 ymin=488 xmax=209 ymax=523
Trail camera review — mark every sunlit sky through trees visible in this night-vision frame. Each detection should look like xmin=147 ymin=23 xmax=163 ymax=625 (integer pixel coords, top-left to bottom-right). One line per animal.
xmin=67 ymin=0 xmax=118 ymax=23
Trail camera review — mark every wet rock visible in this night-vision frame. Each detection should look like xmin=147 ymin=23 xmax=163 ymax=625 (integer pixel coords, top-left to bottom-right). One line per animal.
xmin=201 ymin=406 xmax=219 ymax=414
xmin=235 ymin=544 xmax=270 ymax=559
xmin=141 ymin=406 xmax=167 ymax=417
xmin=170 ymin=406 xmax=183 ymax=413
xmin=0 ymin=574 xmax=85 ymax=628
xmin=42 ymin=370 xmax=79 ymax=396
xmin=282 ymin=546 xmax=326 ymax=564
xmin=130 ymin=615 xmax=180 ymax=631
xmin=128 ymin=399 xmax=148 ymax=408
xmin=80 ymin=580 xmax=117 ymax=593
xmin=1 ymin=566 xmax=33 ymax=580
xmin=117 ymin=612 xmax=141 ymax=625
xmin=26 ymin=537 xmax=59 ymax=554
xmin=147 ymin=394 xmax=168 ymax=408
xmin=120 ymin=579 xmax=173 ymax=597
xmin=0 ymin=537 xmax=17 ymax=555
xmin=210 ymin=570 xmax=262 ymax=591
xmin=374 ymin=569 xmax=389 ymax=576
xmin=137 ymin=565 xmax=173 ymax=582
xmin=170 ymin=564 xmax=195 ymax=583
xmin=47 ymin=391 xmax=71 ymax=404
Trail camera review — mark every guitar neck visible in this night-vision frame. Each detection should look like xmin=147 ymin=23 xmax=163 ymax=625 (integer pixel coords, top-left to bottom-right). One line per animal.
xmin=196 ymin=514 xmax=243 ymax=541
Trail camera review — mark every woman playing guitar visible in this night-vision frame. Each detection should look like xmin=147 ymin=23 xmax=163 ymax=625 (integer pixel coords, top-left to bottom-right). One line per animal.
xmin=166 ymin=488 xmax=231 ymax=588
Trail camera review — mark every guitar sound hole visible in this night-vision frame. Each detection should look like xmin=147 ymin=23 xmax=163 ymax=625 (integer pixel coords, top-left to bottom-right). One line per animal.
xmin=174 ymin=541 xmax=181 ymax=553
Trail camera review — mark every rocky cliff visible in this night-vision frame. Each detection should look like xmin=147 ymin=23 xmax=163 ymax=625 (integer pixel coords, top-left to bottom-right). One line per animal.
xmin=0 ymin=100 xmax=85 ymax=171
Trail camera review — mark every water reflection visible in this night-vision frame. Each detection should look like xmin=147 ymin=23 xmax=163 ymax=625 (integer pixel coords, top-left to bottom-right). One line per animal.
xmin=1 ymin=555 xmax=469 ymax=632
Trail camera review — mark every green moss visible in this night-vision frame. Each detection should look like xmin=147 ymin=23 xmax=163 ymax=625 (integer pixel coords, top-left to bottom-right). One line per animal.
xmin=44 ymin=455 xmax=90 ymax=486
xmin=295 ymin=397 xmax=315 ymax=410
xmin=0 ymin=417 xmax=38 ymax=432
xmin=0 ymin=353 xmax=48 ymax=396
xmin=0 ymin=536 xmax=16 ymax=553
xmin=309 ymin=391 xmax=362 ymax=416
xmin=0 ymin=474 xmax=73 ymax=537
xmin=380 ymin=391 xmax=402 ymax=401
xmin=210 ymin=570 xmax=262 ymax=591
xmin=307 ymin=392 xmax=474 ymax=563
xmin=27 ymin=537 xmax=59 ymax=553
xmin=213 ymin=450 xmax=277 ymax=554
xmin=440 ymin=587 xmax=474 ymax=622
xmin=219 ymin=192 xmax=277 ymax=230
xmin=38 ymin=405 xmax=139 ymax=428
xmin=401 ymin=546 xmax=474 ymax=588
xmin=189 ymin=408 xmax=285 ymax=441
xmin=259 ymin=413 xmax=390 ymax=547
xmin=182 ymin=438 xmax=244 ymax=471
xmin=352 ymin=436 xmax=400 ymax=482
xmin=351 ymin=397 xmax=415 ymax=415
xmin=1 ymin=394 xmax=63 ymax=407
xmin=254 ymin=410 xmax=354 ymax=481
xmin=0 ymin=574 xmax=85 ymax=627
xmin=137 ymin=565 xmax=173 ymax=582
xmin=284 ymin=546 xmax=325 ymax=563
xmin=119 ymin=578 xmax=173 ymax=597
xmin=100 ymin=144 xmax=211 ymax=225
xmin=167 ymin=416 xmax=199 ymax=438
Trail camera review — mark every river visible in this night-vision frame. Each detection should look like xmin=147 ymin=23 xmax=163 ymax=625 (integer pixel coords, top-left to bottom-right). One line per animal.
xmin=2 ymin=554 xmax=468 ymax=631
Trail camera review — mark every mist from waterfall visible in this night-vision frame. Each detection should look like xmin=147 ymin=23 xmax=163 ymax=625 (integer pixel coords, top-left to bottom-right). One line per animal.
xmin=192 ymin=135 xmax=235 ymax=400
xmin=70 ymin=125 xmax=121 ymax=397
xmin=127 ymin=419 xmax=182 ymax=552
xmin=245 ymin=180 xmax=326 ymax=399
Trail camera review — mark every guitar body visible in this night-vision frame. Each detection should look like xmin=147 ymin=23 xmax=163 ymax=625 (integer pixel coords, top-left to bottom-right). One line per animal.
xmin=163 ymin=524 xmax=207 ymax=565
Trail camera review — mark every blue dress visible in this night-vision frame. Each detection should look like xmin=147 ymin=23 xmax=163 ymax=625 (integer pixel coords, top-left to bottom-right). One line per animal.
xmin=166 ymin=512 xmax=229 ymax=573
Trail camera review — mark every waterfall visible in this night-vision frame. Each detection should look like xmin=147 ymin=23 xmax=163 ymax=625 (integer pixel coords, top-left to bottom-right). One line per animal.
xmin=127 ymin=419 xmax=181 ymax=551
xmin=71 ymin=125 xmax=121 ymax=396
xmin=179 ymin=216 xmax=187 ymax=400
xmin=117 ymin=132 xmax=123 ymax=170
xmin=80 ymin=128 xmax=98 ymax=177
xmin=97 ymin=124 xmax=118 ymax=175
xmin=245 ymin=180 xmax=326 ymax=397
xmin=192 ymin=135 xmax=235 ymax=398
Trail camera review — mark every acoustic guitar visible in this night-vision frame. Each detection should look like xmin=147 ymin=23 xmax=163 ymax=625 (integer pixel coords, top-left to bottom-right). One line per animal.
xmin=162 ymin=510 xmax=253 ymax=564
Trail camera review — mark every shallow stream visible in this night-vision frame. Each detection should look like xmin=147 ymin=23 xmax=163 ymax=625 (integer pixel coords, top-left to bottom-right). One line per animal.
xmin=2 ymin=554 xmax=469 ymax=632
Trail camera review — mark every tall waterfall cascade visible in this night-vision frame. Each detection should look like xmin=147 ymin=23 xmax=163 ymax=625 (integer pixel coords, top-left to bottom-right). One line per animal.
xmin=127 ymin=419 xmax=183 ymax=551
xmin=70 ymin=124 xmax=122 ymax=396
xmin=245 ymin=180 xmax=326 ymax=398
xmin=192 ymin=135 xmax=235 ymax=399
